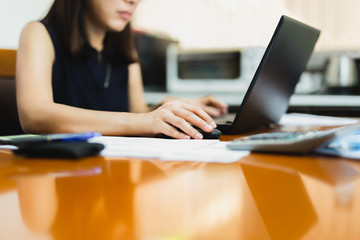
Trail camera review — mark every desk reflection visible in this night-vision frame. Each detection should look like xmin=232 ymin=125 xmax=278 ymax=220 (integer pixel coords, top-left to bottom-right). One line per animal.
xmin=11 ymin=160 xmax=252 ymax=239
xmin=242 ymin=154 xmax=360 ymax=186
xmin=240 ymin=154 xmax=360 ymax=239
xmin=0 ymin=156 xmax=17 ymax=194
xmin=2 ymin=153 xmax=360 ymax=240
xmin=11 ymin=159 xmax=164 ymax=240
xmin=241 ymin=164 xmax=317 ymax=239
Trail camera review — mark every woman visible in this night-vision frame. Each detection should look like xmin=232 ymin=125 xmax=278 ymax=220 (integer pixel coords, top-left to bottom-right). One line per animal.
xmin=16 ymin=0 xmax=228 ymax=139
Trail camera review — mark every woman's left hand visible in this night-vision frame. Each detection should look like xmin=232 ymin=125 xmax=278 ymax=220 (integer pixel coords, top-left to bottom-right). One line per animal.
xmin=187 ymin=95 xmax=228 ymax=117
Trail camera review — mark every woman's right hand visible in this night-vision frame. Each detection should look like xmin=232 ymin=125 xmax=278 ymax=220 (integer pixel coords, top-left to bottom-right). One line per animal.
xmin=142 ymin=100 xmax=217 ymax=139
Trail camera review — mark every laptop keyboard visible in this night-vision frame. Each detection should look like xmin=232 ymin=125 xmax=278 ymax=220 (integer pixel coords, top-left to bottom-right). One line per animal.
xmin=214 ymin=113 xmax=236 ymax=125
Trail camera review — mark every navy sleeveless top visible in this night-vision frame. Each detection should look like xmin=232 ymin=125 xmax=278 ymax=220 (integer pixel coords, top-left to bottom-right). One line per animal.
xmin=40 ymin=20 xmax=129 ymax=112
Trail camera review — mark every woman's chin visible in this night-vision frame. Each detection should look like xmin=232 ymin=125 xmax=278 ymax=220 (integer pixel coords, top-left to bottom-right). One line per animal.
xmin=108 ymin=21 xmax=129 ymax=32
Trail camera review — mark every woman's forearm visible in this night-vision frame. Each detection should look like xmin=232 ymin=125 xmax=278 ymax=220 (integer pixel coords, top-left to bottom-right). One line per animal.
xmin=19 ymin=102 xmax=148 ymax=136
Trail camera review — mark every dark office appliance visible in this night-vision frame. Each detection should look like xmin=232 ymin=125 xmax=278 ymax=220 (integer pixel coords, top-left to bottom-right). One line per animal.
xmin=324 ymin=55 xmax=360 ymax=94
xmin=177 ymin=50 xmax=240 ymax=79
xmin=134 ymin=31 xmax=177 ymax=92
xmin=167 ymin=46 xmax=264 ymax=93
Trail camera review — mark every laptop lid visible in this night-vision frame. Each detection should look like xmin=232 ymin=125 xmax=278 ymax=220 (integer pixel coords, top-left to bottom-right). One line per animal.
xmin=217 ymin=15 xmax=320 ymax=134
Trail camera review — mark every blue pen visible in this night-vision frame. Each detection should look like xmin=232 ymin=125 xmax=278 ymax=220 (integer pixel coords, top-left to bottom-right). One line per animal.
xmin=46 ymin=132 xmax=102 ymax=142
xmin=0 ymin=132 xmax=102 ymax=147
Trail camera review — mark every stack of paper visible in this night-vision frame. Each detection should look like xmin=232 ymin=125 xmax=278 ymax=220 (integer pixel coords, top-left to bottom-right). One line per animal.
xmin=91 ymin=137 xmax=249 ymax=163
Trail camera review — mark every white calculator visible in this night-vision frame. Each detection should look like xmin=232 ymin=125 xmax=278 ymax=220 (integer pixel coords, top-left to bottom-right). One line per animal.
xmin=226 ymin=124 xmax=360 ymax=154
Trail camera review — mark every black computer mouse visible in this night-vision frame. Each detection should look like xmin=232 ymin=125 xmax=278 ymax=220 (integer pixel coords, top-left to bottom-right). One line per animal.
xmin=158 ymin=126 xmax=222 ymax=139
xmin=193 ymin=126 xmax=222 ymax=139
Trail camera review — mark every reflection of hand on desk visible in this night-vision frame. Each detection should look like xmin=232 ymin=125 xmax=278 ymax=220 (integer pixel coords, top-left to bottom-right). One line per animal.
xmin=148 ymin=160 xmax=206 ymax=177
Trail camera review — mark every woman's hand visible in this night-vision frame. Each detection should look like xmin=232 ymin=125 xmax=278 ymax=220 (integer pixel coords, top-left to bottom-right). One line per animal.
xmin=160 ymin=95 xmax=228 ymax=118
xmin=143 ymin=100 xmax=217 ymax=139
xmin=189 ymin=95 xmax=228 ymax=117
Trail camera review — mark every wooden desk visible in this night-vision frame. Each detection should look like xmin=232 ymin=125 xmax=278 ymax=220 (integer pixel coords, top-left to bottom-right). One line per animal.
xmin=0 ymin=49 xmax=22 ymax=135
xmin=0 ymin=49 xmax=16 ymax=77
xmin=1 ymin=126 xmax=360 ymax=240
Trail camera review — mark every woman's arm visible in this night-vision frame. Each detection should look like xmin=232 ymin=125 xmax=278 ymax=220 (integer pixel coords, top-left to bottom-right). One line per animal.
xmin=16 ymin=22 xmax=139 ymax=136
xmin=127 ymin=62 xmax=149 ymax=113
xmin=16 ymin=22 xmax=216 ymax=139
xmin=160 ymin=95 xmax=228 ymax=117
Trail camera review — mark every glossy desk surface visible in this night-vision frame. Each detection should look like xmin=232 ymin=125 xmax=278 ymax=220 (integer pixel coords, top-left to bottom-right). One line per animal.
xmin=1 ymin=126 xmax=360 ymax=240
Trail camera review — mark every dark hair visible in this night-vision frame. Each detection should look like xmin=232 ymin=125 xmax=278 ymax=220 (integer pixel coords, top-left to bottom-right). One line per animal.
xmin=43 ymin=0 xmax=138 ymax=63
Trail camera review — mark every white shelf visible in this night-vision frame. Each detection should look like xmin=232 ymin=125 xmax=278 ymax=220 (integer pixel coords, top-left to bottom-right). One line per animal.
xmin=144 ymin=92 xmax=360 ymax=108
xmin=290 ymin=95 xmax=360 ymax=107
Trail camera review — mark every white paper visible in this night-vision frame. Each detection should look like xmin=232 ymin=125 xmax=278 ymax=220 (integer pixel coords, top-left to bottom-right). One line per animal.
xmin=279 ymin=113 xmax=358 ymax=126
xmin=90 ymin=136 xmax=249 ymax=163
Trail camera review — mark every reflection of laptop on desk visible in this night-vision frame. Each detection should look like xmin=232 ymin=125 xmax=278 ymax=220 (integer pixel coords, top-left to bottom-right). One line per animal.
xmin=241 ymin=164 xmax=318 ymax=239
xmin=216 ymin=15 xmax=320 ymax=134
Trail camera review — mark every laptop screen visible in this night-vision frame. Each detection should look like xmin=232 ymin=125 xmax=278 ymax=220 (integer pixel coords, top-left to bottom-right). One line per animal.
xmin=217 ymin=15 xmax=320 ymax=134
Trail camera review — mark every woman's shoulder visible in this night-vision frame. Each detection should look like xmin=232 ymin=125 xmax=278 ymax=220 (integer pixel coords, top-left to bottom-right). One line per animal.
xmin=18 ymin=21 xmax=55 ymax=60
xmin=21 ymin=21 xmax=48 ymax=35
xmin=20 ymin=21 xmax=52 ymax=45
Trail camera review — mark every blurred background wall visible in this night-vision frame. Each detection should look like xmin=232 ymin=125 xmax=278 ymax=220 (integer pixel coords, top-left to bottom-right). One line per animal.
xmin=0 ymin=0 xmax=52 ymax=49
xmin=1 ymin=0 xmax=359 ymax=50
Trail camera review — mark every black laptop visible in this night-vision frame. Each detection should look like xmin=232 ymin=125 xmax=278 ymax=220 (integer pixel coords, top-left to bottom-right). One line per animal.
xmin=216 ymin=15 xmax=321 ymax=134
